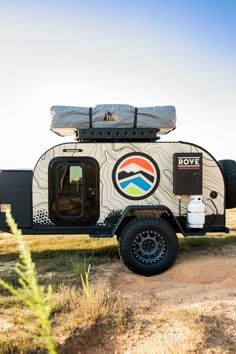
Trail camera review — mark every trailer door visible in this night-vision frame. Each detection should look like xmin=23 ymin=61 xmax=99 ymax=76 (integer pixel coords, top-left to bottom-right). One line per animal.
xmin=48 ymin=157 xmax=99 ymax=225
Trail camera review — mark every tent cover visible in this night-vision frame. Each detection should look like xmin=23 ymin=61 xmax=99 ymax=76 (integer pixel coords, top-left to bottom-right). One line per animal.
xmin=50 ymin=104 xmax=176 ymax=137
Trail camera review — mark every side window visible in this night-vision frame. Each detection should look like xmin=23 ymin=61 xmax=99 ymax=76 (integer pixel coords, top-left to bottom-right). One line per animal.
xmin=57 ymin=165 xmax=83 ymax=216
xmin=49 ymin=157 xmax=99 ymax=225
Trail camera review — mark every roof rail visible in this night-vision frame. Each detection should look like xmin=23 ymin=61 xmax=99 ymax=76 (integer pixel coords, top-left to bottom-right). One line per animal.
xmin=76 ymin=128 xmax=161 ymax=142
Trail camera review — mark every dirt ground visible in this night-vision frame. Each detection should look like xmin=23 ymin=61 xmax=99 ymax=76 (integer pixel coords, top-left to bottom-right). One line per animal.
xmin=1 ymin=233 xmax=236 ymax=353
xmin=62 ymin=241 xmax=236 ymax=354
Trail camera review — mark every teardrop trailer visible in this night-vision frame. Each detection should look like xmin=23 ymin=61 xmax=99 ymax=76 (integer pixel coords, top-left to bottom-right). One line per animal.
xmin=0 ymin=104 xmax=235 ymax=276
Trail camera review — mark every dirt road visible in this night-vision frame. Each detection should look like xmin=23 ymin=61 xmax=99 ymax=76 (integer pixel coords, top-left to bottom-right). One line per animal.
xmin=79 ymin=242 xmax=236 ymax=353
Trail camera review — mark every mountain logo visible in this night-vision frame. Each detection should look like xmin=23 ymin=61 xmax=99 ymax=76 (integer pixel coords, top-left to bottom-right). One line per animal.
xmin=112 ymin=153 xmax=160 ymax=200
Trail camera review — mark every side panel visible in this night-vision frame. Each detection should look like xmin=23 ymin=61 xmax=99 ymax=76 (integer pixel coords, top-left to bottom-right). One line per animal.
xmin=173 ymin=153 xmax=203 ymax=195
xmin=0 ymin=170 xmax=32 ymax=228
xmin=32 ymin=141 xmax=225 ymax=228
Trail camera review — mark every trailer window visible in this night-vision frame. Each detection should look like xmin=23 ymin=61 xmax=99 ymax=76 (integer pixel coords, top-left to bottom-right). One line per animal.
xmin=49 ymin=156 xmax=99 ymax=225
xmin=57 ymin=165 xmax=83 ymax=216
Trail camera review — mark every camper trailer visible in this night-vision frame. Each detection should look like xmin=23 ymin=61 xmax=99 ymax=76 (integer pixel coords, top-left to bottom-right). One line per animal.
xmin=0 ymin=104 xmax=235 ymax=276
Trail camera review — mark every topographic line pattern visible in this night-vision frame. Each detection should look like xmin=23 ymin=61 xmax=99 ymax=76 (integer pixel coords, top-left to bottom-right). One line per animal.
xmin=32 ymin=142 xmax=225 ymax=225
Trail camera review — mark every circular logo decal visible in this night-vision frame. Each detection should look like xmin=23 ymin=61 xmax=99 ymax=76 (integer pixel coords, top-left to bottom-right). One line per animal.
xmin=112 ymin=153 xmax=160 ymax=200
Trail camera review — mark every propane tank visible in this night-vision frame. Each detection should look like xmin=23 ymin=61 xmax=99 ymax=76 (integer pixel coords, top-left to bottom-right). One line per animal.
xmin=187 ymin=195 xmax=205 ymax=228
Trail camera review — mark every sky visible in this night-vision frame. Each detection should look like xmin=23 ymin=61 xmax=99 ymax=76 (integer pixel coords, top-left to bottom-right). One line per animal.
xmin=0 ymin=0 xmax=235 ymax=169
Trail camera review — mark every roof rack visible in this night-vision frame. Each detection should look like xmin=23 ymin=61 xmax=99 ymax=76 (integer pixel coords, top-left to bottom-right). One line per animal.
xmin=76 ymin=128 xmax=160 ymax=142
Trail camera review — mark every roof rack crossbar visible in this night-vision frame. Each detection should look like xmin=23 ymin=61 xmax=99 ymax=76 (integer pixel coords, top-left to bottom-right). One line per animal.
xmin=76 ymin=128 xmax=160 ymax=142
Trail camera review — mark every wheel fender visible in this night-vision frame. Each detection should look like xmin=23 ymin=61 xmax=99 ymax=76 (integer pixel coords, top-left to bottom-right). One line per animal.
xmin=112 ymin=205 xmax=185 ymax=237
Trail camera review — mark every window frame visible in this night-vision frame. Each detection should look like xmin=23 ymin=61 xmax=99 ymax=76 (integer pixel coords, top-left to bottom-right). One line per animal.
xmin=48 ymin=157 xmax=99 ymax=225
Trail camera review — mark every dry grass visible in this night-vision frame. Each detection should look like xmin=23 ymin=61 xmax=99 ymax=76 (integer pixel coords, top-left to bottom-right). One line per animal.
xmin=0 ymin=274 xmax=132 ymax=353
xmin=0 ymin=209 xmax=235 ymax=353
xmin=226 ymin=207 xmax=236 ymax=229
xmin=53 ymin=283 xmax=130 ymax=337
xmin=0 ymin=228 xmax=129 ymax=353
xmin=0 ymin=233 xmax=118 ymax=257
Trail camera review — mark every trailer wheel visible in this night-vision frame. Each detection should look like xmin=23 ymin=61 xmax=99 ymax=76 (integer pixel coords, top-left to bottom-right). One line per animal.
xmin=218 ymin=159 xmax=236 ymax=209
xmin=118 ymin=217 xmax=178 ymax=276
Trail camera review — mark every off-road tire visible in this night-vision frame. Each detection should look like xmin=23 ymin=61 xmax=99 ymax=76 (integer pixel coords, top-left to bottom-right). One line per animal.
xmin=218 ymin=159 xmax=236 ymax=209
xmin=118 ymin=216 xmax=178 ymax=276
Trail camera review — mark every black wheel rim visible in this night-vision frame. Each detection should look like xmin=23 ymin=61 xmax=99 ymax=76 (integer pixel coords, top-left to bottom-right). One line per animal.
xmin=132 ymin=230 xmax=167 ymax=264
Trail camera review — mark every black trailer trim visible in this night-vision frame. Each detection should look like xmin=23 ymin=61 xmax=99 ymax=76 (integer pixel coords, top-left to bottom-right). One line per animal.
xmin=0 ymin=225 xmax=113 ymax=237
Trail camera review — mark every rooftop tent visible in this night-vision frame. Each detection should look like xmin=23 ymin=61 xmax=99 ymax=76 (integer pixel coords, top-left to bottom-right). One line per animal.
xmin=50 ymin=104 xmax=177 ymax=137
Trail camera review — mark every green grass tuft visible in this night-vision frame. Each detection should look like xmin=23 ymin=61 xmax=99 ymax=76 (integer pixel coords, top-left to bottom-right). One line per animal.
xmin=0 ymin=211 xmax=57 ymax=354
